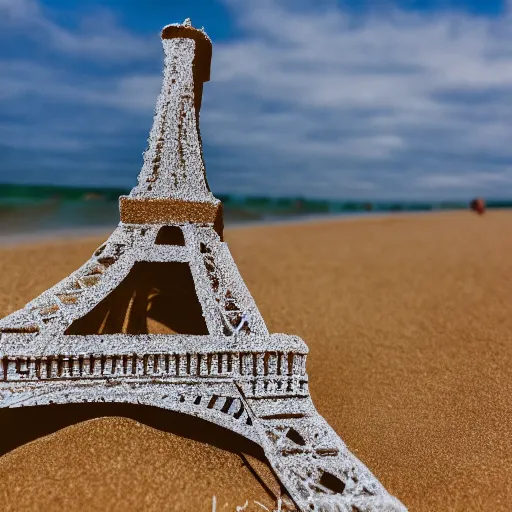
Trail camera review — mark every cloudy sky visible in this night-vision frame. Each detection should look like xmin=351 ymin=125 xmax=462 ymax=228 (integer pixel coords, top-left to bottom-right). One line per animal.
xmin=0 ymin=0 xmax=511 ymax=200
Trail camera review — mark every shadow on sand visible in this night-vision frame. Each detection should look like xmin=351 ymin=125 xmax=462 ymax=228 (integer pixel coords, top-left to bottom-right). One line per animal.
xmin=0 ymin=403 xmax=286 ymax=503
xmin=0 ymin=402 xmax=265 ymax=460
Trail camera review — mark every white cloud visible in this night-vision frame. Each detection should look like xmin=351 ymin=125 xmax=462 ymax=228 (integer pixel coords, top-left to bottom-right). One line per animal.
xmin=0 ymin=0 xmax=512 ymax=199
xmin=417 ymin=171 xmax=512 ymax=189
xmin=198 ymin=0 xmax=512 ymax=197
xmin=0 ymin=0 xmax=156 ymax=61
xmin=0 ymin=60 xmax=160 ymax=112
xmin=0 ymin=0 xmax=39 ymax=19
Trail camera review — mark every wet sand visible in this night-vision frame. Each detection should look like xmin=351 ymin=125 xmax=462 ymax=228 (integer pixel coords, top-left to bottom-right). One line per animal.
xmin=0 ymin=211 xmax=511 ymax=511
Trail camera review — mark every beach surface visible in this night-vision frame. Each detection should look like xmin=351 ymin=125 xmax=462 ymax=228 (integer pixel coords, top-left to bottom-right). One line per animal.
xmin=0 ymin=211 xmax=511 ymax=511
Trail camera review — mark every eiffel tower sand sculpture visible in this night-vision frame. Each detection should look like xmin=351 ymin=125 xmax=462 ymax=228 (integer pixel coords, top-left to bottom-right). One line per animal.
xmin=0 ymin=20 xmax=406 ymax=512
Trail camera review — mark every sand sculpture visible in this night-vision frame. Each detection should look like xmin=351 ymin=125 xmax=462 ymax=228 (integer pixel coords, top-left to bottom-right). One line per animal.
xmin=0 ymin=20 xmax=406 ymax=512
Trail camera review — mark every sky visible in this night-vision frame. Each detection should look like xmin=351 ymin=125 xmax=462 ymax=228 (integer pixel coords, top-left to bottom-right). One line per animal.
xmin=0 ymin=0 xmax=511 ymax=200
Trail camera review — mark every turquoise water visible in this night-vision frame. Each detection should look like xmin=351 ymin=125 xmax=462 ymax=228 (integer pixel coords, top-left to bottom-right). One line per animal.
xmin=0 ymin=183 xmax=510 ymax=238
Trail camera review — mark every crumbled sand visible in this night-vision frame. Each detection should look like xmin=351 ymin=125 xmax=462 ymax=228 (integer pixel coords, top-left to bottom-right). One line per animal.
xmin=0 ymin=211 xmax=511 ymax=511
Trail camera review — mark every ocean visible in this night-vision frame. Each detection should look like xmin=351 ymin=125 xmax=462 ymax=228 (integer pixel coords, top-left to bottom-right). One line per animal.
xmin=0 ymin=183 xmax=509 ymax=240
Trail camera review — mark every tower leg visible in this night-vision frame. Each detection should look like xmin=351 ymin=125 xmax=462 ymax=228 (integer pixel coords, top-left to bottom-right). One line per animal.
xmin=242 ymin=395 xmax=406 ymax=512
xmin=0 ymin=377 xmax=406 ymax=511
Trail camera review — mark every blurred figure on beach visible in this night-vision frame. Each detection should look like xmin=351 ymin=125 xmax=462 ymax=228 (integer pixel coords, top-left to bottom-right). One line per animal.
xmin=470 ymin=197 xmax=486 ymax=215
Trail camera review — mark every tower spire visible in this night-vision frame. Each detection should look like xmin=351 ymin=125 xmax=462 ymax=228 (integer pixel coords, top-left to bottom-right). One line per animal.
xmin=120 ymin=20 xmax=222 ymax=236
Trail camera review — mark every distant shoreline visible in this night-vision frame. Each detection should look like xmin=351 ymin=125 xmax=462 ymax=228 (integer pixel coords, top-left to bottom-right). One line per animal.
xmin=225 ymin=209 xmax=441 ymax=230
xmin=0 ymin=209 xmax=465 ymax=247
xmin=1 ymin=184 xmax=510 ymax=245
xmin=0 ymin=226 xmax=114 ymax=247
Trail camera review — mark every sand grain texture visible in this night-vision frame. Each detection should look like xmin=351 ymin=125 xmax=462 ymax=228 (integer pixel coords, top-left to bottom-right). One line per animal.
xmin=0 ymin=211 xmax=511 ymax=511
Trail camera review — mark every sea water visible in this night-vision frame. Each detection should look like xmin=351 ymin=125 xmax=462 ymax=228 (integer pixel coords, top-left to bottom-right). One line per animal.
xmin=0 ymin=183 xmax=509 ymax=241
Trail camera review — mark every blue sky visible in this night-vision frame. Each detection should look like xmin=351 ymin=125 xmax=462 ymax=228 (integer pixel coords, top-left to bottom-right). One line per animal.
xmin=0 ymin=0 xmax=511 ymax=200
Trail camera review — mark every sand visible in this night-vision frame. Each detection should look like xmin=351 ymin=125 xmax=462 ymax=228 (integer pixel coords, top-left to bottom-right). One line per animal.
xmin=0 ymin=211 xmax=511 ymax=511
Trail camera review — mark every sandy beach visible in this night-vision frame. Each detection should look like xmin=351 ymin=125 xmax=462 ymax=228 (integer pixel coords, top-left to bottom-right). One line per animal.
xmin=0 ymin=210 xmax=511 ymax=511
